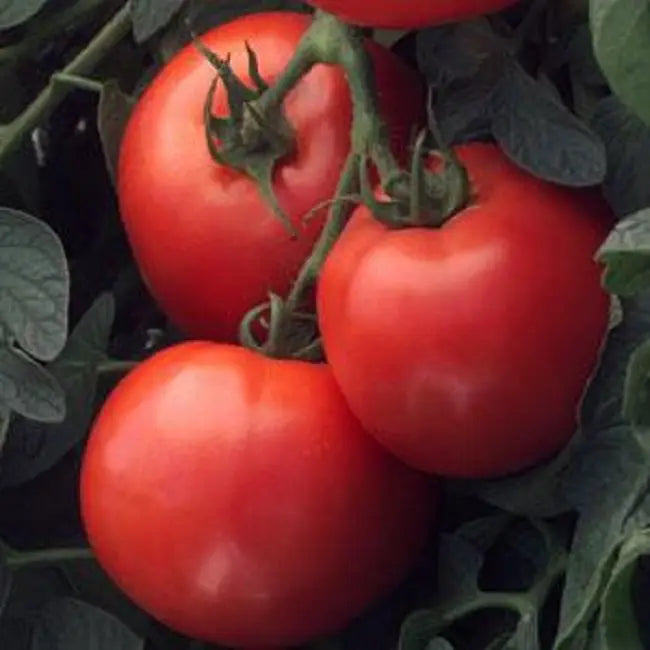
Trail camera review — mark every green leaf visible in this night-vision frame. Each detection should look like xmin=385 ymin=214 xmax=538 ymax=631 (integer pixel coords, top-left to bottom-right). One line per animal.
xmin=31 ymin=598 xmax=143 ymax=650
xmin=0 ymin=293 xmax=115 ymax=487
xmin=0 ymin=405 xmax=9 ymax=452
xmin=590 ymin=96 xmax=650 ymax=218
xmin=130 ymin=0 xmax=187 ymax=43
xmin=400 ymin=518 xmax=561 ymax=650
xmin=0 ymin=0 xmax=49 ymax=30
xmin=622 ymin=337 xmax=650 ymax=426
xmin=0 ymin=544 xmax=11 ymax=617
xmin=490 ymin=61 xmax=607 ymax=187
xmin=416 ymin=19 xmax=506 ymax=85
xmin=0 ymin=208 xmax=69 ymax=362
xmin=554 ymin=427 xmax=650 ymax=649
xmin=427 ymin=639 xmax=454 ymax=650
xmin=97 ymin=82 xmax=135 ymax=186
xmin=597 ymin=209 xmax=650 ymax=296
xmin=597 ymin=529 xmax=650 ymax=650
xmin=581 ymin=294 xmax=650 ymax=430
xmin=0 ymin=346 xmax=64 ymax=423
xmin=590 ymin=0 xmax=650 ymax=126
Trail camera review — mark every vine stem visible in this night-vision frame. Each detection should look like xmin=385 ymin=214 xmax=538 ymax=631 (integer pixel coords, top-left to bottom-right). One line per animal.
xmin=6 ymin=546 xmax=94 ymax=569
xmin=253 ymin=10 xmax=403 ymax=188
xmin=264 ymin=152 xmax=360 ymax=358
xmin=97 ymin=359 xmax=138 ymax=375
xmin=0 ymin=0 xmax=114 ymax=64
xmin=0 ymin=2 xmax=131 ymax=164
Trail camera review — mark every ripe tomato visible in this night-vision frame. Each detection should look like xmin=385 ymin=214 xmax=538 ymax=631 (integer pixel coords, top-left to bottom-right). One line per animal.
xmin=80 ymin=342 xmax=435 ymax=647
xmin=117 ymin=12 xmax=423 ymax=342
xmin=306 ymin=0 xmax=520 ymax=29
xmin=317 ymin=143 xmax=612 ymax=479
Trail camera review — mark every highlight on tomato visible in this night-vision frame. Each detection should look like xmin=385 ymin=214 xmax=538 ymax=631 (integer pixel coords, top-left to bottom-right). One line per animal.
xmin=305 ymin=0 xmax=521 ymax=29
xmin=117 ymin=11 xmax=424 ymax=342
xmin=80 ymin=342 xmax=436 ymax=647
xmin=317 ymin=142 xmax=613 ymax=479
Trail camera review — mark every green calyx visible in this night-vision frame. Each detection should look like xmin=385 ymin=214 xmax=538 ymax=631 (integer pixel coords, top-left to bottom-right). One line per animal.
xmin=195 ymin=38 xmax=298 ymax=237
xmin=361 ymin=129 xmax=471 ymax=230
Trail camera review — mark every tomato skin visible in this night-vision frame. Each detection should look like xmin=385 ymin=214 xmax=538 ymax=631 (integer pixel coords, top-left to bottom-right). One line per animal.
xmin=117 ymin=12 xmax=423 ymax=342
xmin=80 ymin=343 xmax=435 ymax=647
xmin=317 ymin=143 xmax=612 ymax=479
xmin=306 ymin=0 xmax=520 ymax=28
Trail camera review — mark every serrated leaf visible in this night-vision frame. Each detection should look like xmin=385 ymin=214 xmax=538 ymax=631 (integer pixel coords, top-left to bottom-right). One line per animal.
xmin=0 ymin=209 xmax=69 ymax=361
xmin=555 ymin=427 xmax=650 ymax=649
xmin=597 ymin=208 xmax=650 ymax=296
xmin=130 ymin=0 xmax=187 ymax=42
xmin=622 ymin=337 xmax=650 ymax=426
xmin=0 ymin=293 xmax=115 ymax=487
xmin=0 ymin=0 xmax=49 ymax=30
xmin=581 ymin=293 xmax=650 ymax=430
xmin=597 ymin=530 xmax=650 ymax=650
xmin=31 ymin=598 xmax=143 ymax=650
xmin=590 ymin=0 xmax=650 ymax=126
xmin=491 ymin=62 xmax=607 ymax=187
xmin=0 ymin=347 xmax=64 ymax=423
xmin=591 ymin=96 xmax=650 ymax=218
xmin=97 ymin=82 xmax=134 ymax=186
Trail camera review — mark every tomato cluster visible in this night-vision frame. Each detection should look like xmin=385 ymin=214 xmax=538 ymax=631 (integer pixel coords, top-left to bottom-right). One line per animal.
xmin=81 ymin=5 xmax=613 ymax=650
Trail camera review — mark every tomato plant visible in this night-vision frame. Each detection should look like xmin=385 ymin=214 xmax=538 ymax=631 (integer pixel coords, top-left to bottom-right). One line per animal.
xmin=117 ymin=11 xmax=424 ymax=342
xmin=2 ymin=0 xmax=650 ymax=649
xmin=80 ymin=342 xmax=435 ymax=647
xmin=318 ymin=143 xmax=613 ymax=478
xmin=305 ymin=0 xmax=520 ymax=29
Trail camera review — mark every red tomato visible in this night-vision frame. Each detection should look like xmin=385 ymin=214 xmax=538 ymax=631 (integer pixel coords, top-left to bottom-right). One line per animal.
xmin=306 ymin=0 xmax=520 ymax=28
xmin=80 ymin=343 xmax=435 ymax=647
xmin=117 ymin=12 xmax=423 ymax=342
xmin=317 ymin=143 xmax=612 ymax=479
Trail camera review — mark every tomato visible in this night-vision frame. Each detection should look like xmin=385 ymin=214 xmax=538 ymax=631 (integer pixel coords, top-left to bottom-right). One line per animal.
xmin=306 ymin=0 xmax=520 ymax=29
xmin=117 ymin=12 xmax=424 ymax=342
xmin=80 ymin=342 xmax=435 ymax=647
xmin=317 ymin=143 xmax=612 ymax=479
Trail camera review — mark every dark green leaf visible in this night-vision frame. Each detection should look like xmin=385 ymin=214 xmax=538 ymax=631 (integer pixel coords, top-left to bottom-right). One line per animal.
xmin=0 ymin=347 xmax=64 ymax=423
xmin=597 ymin=209 xmax=650 ymax=296
xmin=0 ymin=405 xmax=9 ymax=452
xmin=591 ymin=96 xmax=650 ymax=218
xmin=622 ymin=337 xmax=650 ymax=426
xmin=130 ymin=0 xmax=187 ymax=43
xmin=590 ymin=0 xmax=650 ymax=126
xmin=491 ymin=62 xmax=607 ymax=187
xmin=581 ymin=293 xmax=650 ymax=430
xmin=416 ymin=19 xmax=506 ymax=85
xmin=97 ymin=82 xmax=135 ymax=186
xmin=0 ymin=544 xmax=11 ymax=617
xmin=427 ymin=639 xmax=454 ymax=650
xmin=597 ymin=530 xmax=650 ymax=650
xmin=31 ymin=598 xmax=143 ymax=650
xmin=0 ymin=294 xmax=115 ymax=487
xmin=433 ymin=64 xmax=499 ymax=145
xmin=0 ymin=208 xmax=69 ymax=361
xmin=0 ymin=0 xmax=49 ymax=30
xmin=555 ymin=427 xmax=650 ymax=649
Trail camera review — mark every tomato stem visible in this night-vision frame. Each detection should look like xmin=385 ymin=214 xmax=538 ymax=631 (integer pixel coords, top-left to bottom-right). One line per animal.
xmin=256 ymin=10 xmax=405 ymax=191
xmin=240 ymin=152 xmax=360 ymax=360
xmin=0 ymin=2 xmax=131 ymax=164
